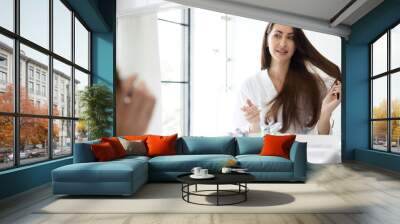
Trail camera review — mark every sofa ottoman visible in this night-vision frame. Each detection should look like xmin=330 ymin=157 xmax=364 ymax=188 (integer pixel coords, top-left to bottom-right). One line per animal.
xmin=52 ymin=154 xmax=149 ymax=196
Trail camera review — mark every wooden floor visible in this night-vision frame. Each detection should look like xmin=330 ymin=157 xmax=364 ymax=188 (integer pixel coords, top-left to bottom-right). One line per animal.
xmin=1 ymin=162 xmax=400 ymax=224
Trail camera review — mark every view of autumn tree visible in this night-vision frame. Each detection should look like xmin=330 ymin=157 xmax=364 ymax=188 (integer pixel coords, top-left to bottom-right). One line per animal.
xmin=0 ymin=84 xmax=59 ymax=151
xmin=372 ymin=99 xmax=400 ymax=143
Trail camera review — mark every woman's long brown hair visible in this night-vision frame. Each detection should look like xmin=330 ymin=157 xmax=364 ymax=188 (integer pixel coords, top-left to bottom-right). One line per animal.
xmin=261 ymin=23 xmax=341 ymax=133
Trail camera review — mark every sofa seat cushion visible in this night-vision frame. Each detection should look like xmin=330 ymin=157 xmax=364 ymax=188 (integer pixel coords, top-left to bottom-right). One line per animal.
xmin=149 ymin=154 xmax=235 ymax=172
xmin=236 ymin=155 xmax=293 ymax=172
xmin=53 ymin=159 xmax=147 ymax=183
xmin=117 ymin=155 xmax=150 ymax=163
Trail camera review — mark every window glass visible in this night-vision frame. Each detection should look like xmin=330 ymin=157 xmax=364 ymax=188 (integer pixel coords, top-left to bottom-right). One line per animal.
xmin=0 ymin=116 xmax=13 ymax=170
xmin=53 ymin=119 xmax=72 ymax=158
xmin=391 ymin=72 xmax=400 ymax=118
xmin=161 ymin=83 xmax=187 ymax=136
xmin=75 ymin=120 xmax=88 ymax=143
xmin=372 ymin=121 xmax=388 ymax=151
xmin=20 ymin=117 xmax=49 ymax=165
xmin=53 ymin=59 xmax=72 ymax=117
xmin=372 ymin=34 xmax=387 ymax=76
xmin=74 ymin=18 xmax=89 ymax=70
xmin=158 ymin=8 xmax=184 ymax=24
xmin=372 ymin=77 xmax=387 ymax=119
xmin=0 ymin=35 xmax=14 ymax=113
xmin=20 ymin=44 xmax=49 ymax=115
xmin=20 ymin=0 xmax=49 ymax=49
xmin=74 ymin=69 xmax=89 ymax=118
xmin=391 ymin=120 xmax=400 ymax=153
xmin=391 ymin=24 xmax=400 ymax=70
xmin=158 ymin=20 xmax=185 ymax=82
xmin=0 ymin=0 xmax=14 ymax=31
xmin=53 ymin=0 xmax=72 ymax=60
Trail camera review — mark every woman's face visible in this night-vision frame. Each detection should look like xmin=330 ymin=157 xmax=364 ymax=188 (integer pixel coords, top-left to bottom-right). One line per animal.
xmin=267 ymin=24 xmax=296 ymax=63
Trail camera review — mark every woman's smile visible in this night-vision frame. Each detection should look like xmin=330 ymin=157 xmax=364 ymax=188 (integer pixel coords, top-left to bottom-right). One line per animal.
xmin=275 ymin=49 xmax=288 ymax=55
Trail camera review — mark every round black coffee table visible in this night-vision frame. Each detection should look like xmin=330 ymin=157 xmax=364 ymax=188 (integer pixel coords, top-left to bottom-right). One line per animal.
xmin=177 ymin=173 xmax=255 ymax=206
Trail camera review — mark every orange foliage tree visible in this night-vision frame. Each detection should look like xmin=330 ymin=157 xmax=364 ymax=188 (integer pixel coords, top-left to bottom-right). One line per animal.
xmin=372 ymin=99 xmax=400 ymax=143
xmin=0 ymin=84 xmax=59 ymax=151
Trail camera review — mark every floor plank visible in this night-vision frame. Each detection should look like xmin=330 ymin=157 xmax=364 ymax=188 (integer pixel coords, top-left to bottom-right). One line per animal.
xmin=1 ymin=162 xmax=400 ymax=224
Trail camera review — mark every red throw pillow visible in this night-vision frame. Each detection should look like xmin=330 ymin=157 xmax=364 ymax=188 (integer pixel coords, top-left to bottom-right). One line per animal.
xmin=259 ymin=134 xmax=296 ymax=159
xmin=91 ymin=142 xmax=117 ymax=161
xmin=101 ymin=137 xmax=127 ymax=158
xmin=146 ymin=134 xmax=178 ymax=157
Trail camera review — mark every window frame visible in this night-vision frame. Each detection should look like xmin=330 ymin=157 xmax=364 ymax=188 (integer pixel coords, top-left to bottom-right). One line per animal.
xmin=0 ymin=0 xmax=92 ymax=171
xmin=370 ymin=20 xmax=400 ymax=154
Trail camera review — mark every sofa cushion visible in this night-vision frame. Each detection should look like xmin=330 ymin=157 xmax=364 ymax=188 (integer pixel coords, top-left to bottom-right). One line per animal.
xmin=236 ymin=137 xmax=263 ymax=155
xmin=148 ymin=154 xmax=235 ymax=172
xmin=260 ymin=134 xmax=296 ymax=159
xmin=147 ymin=134 xmax=178 ymax=157
xmin=236 ymin=155 xmax=293 ymax=172
xmin=118 ymin=138 xmax=147 ymax=156
xmin=91 ymin=142 xmax=118 ymax=161
xmin=124 ymin=135 xmax=148 ymax=141
xmin=178 ymin=137 xmax=236 ymax=155
xmin=115 ymin=155 xmax=150 ymax=163
xmin=101 ymin=137 xmax=127 ymax=158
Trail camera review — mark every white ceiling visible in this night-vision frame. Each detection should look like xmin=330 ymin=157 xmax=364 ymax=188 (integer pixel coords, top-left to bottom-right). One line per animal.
xmin=225 ymin=0 xmax=353 ymax=24
xmin=117 ymin=0 xmax=385 ymax=38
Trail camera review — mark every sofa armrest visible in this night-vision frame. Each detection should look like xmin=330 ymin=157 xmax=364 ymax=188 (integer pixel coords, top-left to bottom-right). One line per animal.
xmin=289 ymin=141 xmax=307 ymax=181
xmin=73 ymin=140 xmax=100 ymax=163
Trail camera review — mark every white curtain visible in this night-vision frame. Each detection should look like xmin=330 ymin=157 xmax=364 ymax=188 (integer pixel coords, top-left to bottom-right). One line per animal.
xmin=117 ymin=12 xmax=162 ymax=134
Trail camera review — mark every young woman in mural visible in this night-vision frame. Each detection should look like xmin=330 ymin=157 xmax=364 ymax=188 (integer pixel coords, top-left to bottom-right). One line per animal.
xmin=234 ymin=23 xmax=341 ymax=135
xmin=116 ymin=74 xmax=156 ymax=136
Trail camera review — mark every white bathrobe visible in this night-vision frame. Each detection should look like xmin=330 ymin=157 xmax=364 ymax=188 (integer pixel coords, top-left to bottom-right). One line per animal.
xmin=233 ymin=67 xmax=340 ymax=135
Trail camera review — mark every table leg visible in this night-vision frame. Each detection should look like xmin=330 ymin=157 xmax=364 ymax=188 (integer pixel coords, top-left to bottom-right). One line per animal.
xmin=245 ymin=183 xmax=247 ymax=201
xmin=189 ymin=184 xmax=191 ymax=202
xmin=217 ymin=184 xmax=219 ymax=206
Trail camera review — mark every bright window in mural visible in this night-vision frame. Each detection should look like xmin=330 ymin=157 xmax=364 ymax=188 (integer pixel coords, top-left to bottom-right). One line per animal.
xmin=0 ymin=0 xmax=91 ymax=170
xmin=157 ymin=8 xmax=189 ymax=136
xmin=371 ymin=23 xmax=400 ymax=153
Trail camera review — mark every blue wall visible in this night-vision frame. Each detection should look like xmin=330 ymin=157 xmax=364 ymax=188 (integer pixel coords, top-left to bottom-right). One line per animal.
xmin=0 ymin=0 xmax=116 ymax=200
xmin=0 ymin=158 xmax=72 ymax=199
xmin=344 ymin=0 xmax=400 ymax=170
xmin=91 ymin=0 xmax=116 ymax=135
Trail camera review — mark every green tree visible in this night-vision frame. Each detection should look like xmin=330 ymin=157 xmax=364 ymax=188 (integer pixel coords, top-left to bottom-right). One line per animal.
xmin=79 ymin=84 xmax=113 ymax=140
xmin=0 ymin=84 xmax=59 ymax=150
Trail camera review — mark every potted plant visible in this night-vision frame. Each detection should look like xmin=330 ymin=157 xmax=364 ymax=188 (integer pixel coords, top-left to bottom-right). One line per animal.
xmin=79 ymin=84 xmax=113 ymax=140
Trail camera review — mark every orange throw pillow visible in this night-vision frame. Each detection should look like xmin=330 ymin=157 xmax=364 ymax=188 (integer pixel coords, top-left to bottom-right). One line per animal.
xmin=101 ymin=137 xmax=127 ymax=158
xmin=146 ymin=134 xmax=178 ymax=157
xmin=259 ymin=134 xmax=296 ymax=159
xmin=124 ymin=135 xmax=148 ymax=141
xmin=91 ymin=142 xmax=117 ymax=161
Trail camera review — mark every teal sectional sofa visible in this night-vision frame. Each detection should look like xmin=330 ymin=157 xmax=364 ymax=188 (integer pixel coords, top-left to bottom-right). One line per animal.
xmin=52 ymin=136 xmax=307 ymax=196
